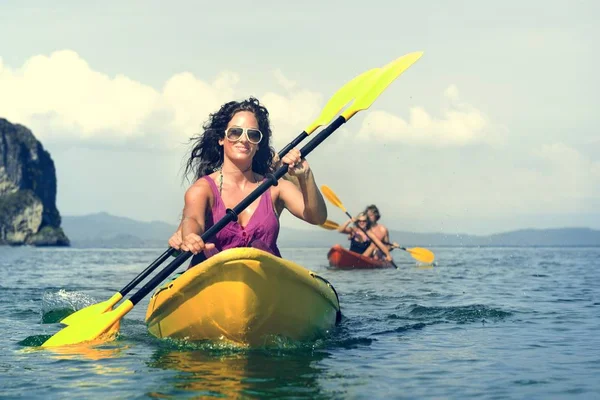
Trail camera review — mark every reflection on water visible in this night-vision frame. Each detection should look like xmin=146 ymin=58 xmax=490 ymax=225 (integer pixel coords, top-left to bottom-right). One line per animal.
xmin=19 ymin=339 xmax=131 ymax=363
xmin=147 ymin=346 xmax=331 ymax=398
xmin=44 ymin=342 xmax=130 ymax=362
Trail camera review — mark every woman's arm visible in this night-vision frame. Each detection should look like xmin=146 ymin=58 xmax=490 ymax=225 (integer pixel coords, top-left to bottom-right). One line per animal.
xmin=337 ymin=218 xmax=354 ymax=234
xmin=277 ymin=149 xmax=327 ymax=225
xmin=179 ymin=180 xmax=215 ymax=255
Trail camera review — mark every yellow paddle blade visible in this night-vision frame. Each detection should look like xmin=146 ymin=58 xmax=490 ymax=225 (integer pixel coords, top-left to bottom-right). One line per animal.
xmin=42 ymin=300 xmax=133 ymax=348
xmin=59 ymin=292 xmax=123 ymax=326
xmin=405 ymin=247 xmax=435 ymax=264
xmin=321 ymin=185 xmax=347 ymax=213
xmin=320 ymin=219 xmax=340 ymax=230
xmin=304 ymin=68 xmax=380 ymax=134
xmin=341 ymin=51 xmax=423 ymax=120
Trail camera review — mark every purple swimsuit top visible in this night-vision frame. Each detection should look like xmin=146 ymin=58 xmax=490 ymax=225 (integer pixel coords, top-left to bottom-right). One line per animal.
xmin=202 ymin=175 xmax=282 ymax=258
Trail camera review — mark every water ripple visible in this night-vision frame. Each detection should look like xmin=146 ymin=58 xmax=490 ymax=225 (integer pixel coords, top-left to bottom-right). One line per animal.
xmin=0 ymin=246 xmax=598 ymax=399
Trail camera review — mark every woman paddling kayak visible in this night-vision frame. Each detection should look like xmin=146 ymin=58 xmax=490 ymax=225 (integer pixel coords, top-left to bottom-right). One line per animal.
xmin=337 ymin=212 xmax=372 ymax=254
xmin=151 ymin=98 xmax=339 ymax=345
xmin=167 ymin=97 xmax=327 ymax=268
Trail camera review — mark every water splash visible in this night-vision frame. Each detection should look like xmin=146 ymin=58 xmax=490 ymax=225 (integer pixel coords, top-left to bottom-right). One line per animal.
xmin=140 ymin=326 xmax=371 ymax=354
xmin=40 ymin=289 xmax=97 ymax=323
xmin=149 ymin=335 xmax=329 ymax=353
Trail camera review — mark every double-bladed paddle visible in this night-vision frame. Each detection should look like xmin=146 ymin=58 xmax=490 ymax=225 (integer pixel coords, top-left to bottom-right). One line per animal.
xmin=319 ymin=218 xmax=435 ymax=264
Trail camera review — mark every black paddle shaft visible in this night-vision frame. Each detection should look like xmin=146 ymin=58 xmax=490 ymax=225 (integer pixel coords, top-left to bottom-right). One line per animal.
xmin=119 ymin=248 xmax=175 ymax=295
xmin=277 ymin=131 xmax=308 ymax=159
xmin=128 ymin=116 xmax=347 ymax=305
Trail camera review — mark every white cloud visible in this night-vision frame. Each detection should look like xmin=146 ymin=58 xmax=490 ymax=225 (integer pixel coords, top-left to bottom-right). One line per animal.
xmin=0 ymin=50 xmax=325 ymax=149
xmin=357 ymin=84 xmax=502 ymax=146
xmin=1 ymin=51 xmax=499 ymax=154
xmin=535 ymin=142 xmax=589 ymax=168
xmin=161 ymin=70 xmax=240 ymax=139
xmin=273 ymin=69 xmax=297 ymax=91
xmin=261 ymin=89 xmax=324 ymax=148
xmin=0 ymin=50 xmax=160 ymax=141
xmin=533 ymin=142 xmax=600 ymax=196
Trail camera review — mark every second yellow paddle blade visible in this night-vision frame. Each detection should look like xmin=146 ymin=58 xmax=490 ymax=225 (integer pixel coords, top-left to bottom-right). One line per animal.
xmin=42 ymin=300 xmax=133 ymax=348
xmin=342 ymin=51 xmax=424 ymax=120
xmin=59 ymin=292 xmax=123 ymax=326
xmin=305 ymin=68 xmax=380 ymax=134
xmin=320 ymin=220 xmax=340 ymax=230
xmin=406 ymin=247 xmax=435 ymax=264
xmin=321 ymin=185 xmax=346 ymax=213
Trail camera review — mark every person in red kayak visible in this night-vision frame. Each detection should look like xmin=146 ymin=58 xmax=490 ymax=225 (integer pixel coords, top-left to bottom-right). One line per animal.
xmin=338 ymin=211 xmax=394 ymax=262
xmin=167 ymin=97 xmax=327 ymax=267
xmin=362 ymin=204 xmax=398 ymax=261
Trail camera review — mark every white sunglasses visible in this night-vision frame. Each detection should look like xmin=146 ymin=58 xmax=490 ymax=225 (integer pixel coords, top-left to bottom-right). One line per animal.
xmin=224 ymin=127 xmax=263 ymax=144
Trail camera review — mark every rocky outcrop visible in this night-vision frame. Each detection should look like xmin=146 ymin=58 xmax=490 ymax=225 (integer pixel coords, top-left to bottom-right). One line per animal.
xmin=0 ymin=118 xmax=69 ymax=246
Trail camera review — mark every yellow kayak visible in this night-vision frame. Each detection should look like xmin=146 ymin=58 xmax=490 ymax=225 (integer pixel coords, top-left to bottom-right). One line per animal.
xmin=145 ymin=247 xmax=341 ymax=347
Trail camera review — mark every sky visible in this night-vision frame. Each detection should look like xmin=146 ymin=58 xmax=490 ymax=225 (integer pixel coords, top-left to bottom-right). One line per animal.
xmin=0 ymin=0 xmax=598 ymax=235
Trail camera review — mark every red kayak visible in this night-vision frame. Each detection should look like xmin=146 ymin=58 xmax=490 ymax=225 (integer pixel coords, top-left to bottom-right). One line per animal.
xmin=327 ymin=244 xmax=393 ymax=270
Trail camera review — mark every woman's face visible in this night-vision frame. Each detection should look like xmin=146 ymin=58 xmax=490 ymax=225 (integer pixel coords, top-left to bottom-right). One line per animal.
xmin=356 ymin=215 xmax=368 ymax=229
xmin=219 ymin=111 xmax=261 ymax=164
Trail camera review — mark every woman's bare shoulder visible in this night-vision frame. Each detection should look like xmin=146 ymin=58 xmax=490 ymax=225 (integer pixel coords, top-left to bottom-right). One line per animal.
xmin=186 ymin=176 xmax=213 ymax=199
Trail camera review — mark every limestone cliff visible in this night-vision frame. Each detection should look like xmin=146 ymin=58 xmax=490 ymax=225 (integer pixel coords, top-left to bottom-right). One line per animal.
xmin=0 ymin=118 xmax=70 ymax=246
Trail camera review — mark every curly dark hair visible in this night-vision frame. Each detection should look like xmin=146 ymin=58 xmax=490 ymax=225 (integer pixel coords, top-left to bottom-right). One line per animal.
xmin=183 ymin=97 xmax=276 ymax=183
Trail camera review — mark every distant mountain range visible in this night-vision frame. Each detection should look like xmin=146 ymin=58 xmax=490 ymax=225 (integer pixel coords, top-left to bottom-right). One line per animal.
xmin=382 ymin=228 xmax=600 ymax=247
xmin=62 ymin=212 xmax=178 ymax=248
xmin=61 ymin=212 xmax=600 ymax=248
